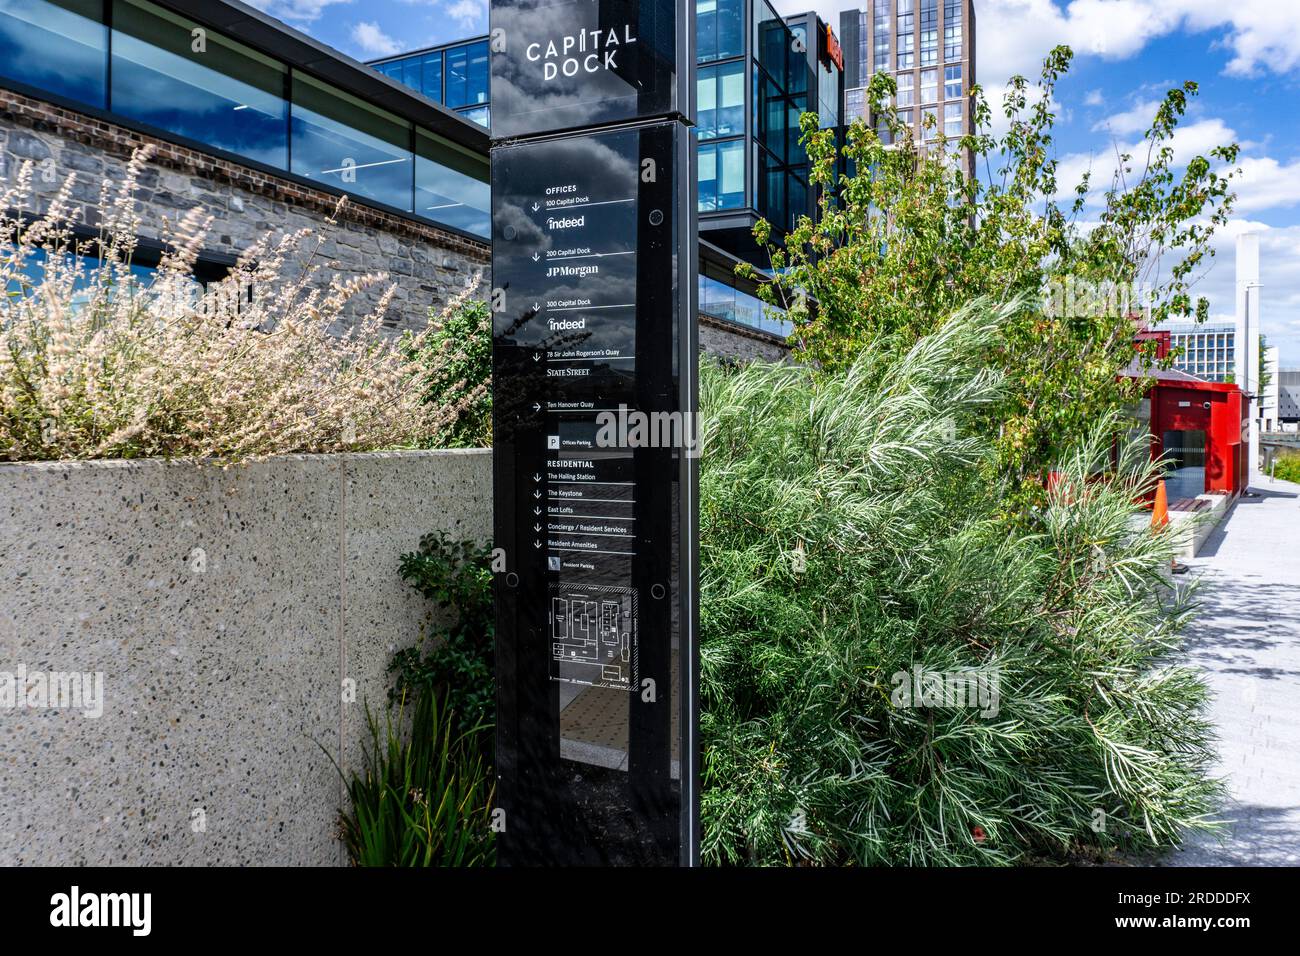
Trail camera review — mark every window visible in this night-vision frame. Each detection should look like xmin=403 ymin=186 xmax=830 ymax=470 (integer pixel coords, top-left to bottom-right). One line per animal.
xmin=0 ymin=0 xmax=107 ymax=108
xmin=420 ymin=52 xmax=443 ymax=102
xmin=444 ymin=40 xmax=487 ymax=108
xmin=897 ymin=0 xmax=915 ymax=69
xmin=845 ymin=87 xmax=866 ymax=122
xmin=400 ymin=56 xmax=422 ymax=95
xmin=698 ymin=139 xmax=744 ymax=211
xmin=944 ymin=0 xmax=964 ymax=59
xmin=697 ymin=0 xmax=744 ymax=63
xmin=896 ymin=33 xmax=913 ymax=69
xmin=944 ymin=102 xmax=962 ymax=137
xmin=921 ymin=68 xmax=937 ymax=104
xmin=111 ymin=0 xmax=288 ymax=169
xmin=291 ymin=72 xmax=413 ymax=212
xmin=923 ymin=106 xmax=938 ymax=141
xmin=944 ymin=23 xmax=962 ymax=60
xmin=698 ymin=60 xmax=745 ymax=139
xmin=415 ymin=128 xmax=488 ymax=237
xmin=458 ymin=105 xmax=489 ymax=127
xmin=873 ymin=29 xmax=890 ymax=72
xmin=896 ymin=71 xmax=914 ymax=107
xmin=699 ymin=274 xmax=791 ymax=336
xmin=944 ymin=64 xmax=962 ymax=99
xmin=920 ymin=0 xmax=938 ymax=66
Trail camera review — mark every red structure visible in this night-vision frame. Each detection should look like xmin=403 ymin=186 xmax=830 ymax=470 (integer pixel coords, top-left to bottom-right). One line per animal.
xmin=1124 ymin=329 xmax=1248 ymax=499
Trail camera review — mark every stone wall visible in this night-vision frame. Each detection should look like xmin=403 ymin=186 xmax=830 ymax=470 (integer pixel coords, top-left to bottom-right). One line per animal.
xmin=0 ymin=450 xmax=492 ymax=866
xmin=699 ymin=313 xmax=790 ymax=363
xmin=0 ymin=89 xmax=489 ymax=336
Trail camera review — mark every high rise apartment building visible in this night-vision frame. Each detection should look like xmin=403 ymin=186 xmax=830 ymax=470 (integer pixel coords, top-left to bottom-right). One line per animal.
xmin=839 ymin=0 xmax=975 ymax=170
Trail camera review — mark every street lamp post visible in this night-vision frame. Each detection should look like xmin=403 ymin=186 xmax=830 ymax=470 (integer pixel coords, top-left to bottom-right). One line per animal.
xmin=1244 ymin=281 xmax=1263 ymax=481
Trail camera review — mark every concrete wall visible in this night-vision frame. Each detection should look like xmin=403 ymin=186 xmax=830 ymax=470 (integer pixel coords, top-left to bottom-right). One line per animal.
xmin=0 ymin=89 xmax=489 ymax=337
xmin=0 ymin=450 xmax=491 ymax=866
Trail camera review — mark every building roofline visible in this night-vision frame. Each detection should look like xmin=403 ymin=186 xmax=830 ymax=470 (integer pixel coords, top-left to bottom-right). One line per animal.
xmin=154 ymin=0 xmax=488 ymax=154
xmin=367 ymin=35 xmax=490 ymax=66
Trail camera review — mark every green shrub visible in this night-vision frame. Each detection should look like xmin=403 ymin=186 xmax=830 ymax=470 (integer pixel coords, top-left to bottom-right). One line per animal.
xmin=1272 ymin=451 xmax=1300 ymax=484
xmin=698 ymin=301 xmax=1221 ymax=865
xmin=392 ymin=531 xmax=495 ymax=744
xmin=408 ymin=299 xmax=492 ymax=448
xmin=338 ymin=689 xmax=495 ymax=867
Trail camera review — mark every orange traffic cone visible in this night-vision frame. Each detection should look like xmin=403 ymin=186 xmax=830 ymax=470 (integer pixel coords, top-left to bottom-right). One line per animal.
xmin=1152 ymin=479 xmax=1188 ymax=574
xmin=1151 ymin=479 xmax=1169 ymax=530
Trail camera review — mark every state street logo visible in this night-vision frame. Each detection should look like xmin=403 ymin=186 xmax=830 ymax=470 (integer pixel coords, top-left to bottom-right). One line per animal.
xmin=525 ymin=25 xmax=639 ymax=81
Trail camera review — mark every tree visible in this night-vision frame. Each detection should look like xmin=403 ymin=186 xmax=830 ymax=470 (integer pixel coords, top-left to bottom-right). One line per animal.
xmin=745 ymin=47 xmax=1239 ymax=506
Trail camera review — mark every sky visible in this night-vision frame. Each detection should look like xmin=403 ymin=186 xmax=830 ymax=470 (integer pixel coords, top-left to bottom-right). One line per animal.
xmin=247 ymin=0 xmax=1300 ymax=366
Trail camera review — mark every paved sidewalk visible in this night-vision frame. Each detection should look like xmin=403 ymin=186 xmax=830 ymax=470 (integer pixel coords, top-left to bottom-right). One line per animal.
xmin=1163 ymin=473 xmax=1300 ymax=866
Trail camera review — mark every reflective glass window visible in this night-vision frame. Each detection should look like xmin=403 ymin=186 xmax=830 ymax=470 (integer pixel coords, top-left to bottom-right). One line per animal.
xmin=415 ymin=128 xmax=488 ymax=237
xmin=0 ymin=0 xmax=106 ymax=108
xmin=111 ymin=0 xmax=288 ymax=168
xmin=291 ymin=71 xmax=413 ymax=212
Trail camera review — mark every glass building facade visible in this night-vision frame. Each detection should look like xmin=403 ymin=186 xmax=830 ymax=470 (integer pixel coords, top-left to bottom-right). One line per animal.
xmin=370 ymin=39 xmax=490 ymax=128
xmin=369 ymin=3 xmax=819 ymax=339
xmin=0 ymin=0 xmax=490 ymax=238
xmin=839 ymin=0 xmax=974 ymax=166
xmin=1167 ymin=324 xmax=1238 ymax=383
xmin=368 ymin=3 xmax=842 ymax=257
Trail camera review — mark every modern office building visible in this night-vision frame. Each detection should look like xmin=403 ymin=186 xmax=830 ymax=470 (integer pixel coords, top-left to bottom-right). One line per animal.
xmin=369 ymin=3 xmax=854 ymax=348
xmin=369 ymin=38 xmax=490 ymax=129
xmin=0 ymin=0 xmax=492 ymax=335
xmin=0 ymin=0 xmax=788 ymax=357
xmin=838 ymin=0 xmax=975 ymax=172
xmin=1164 ymin=323 xmax=1238 ymax=383
xmin=1278 ymin=369 xmax=1300 ymax=426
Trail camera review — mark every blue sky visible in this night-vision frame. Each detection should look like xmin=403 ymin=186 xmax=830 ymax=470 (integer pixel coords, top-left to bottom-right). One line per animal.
xmin=248 ymin=0 xmax=1300 ymax=365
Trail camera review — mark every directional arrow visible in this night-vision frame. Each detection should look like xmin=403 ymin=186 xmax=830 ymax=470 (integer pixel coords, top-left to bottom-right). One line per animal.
xmin=533 ymin=540 xmax=542 ymax=549
xmin=531 ymin=202 xmax=540 ymax=212
xmin=533 ymin=302 xmax=541 ymax=311
xmin=533 ymin=524 xmax=542 ymax=533
xmin=532 ymin=352 xmax=541 ymax=362
xmin=532 ymin=402 xmax=541 ymax=413
xmin=533 ymin=490 xmax=542 ymax=499
xmin=533 ymin=473 xmax=542 ymax=482
xmin=531 ymin=252 xmax=540 ymax=262
xmin=534 ymin=507 xmax=542 ymax=516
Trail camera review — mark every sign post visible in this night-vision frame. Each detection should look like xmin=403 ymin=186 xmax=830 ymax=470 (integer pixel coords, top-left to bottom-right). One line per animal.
xmin=488 ymin=0 xmax=698 ymax=865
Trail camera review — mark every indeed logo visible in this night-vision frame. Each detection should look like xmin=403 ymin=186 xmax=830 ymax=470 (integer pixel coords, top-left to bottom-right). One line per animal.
xmin=50 ymin=887 xmax=152 ymax=937
xmin=546 ymin=215 xmax=584 ymax=230
xmin=526 ymin=25 xmax=639 ymax=81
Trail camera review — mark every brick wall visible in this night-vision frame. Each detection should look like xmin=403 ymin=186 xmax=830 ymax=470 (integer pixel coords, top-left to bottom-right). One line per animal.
xmin=0 ymin=89 xmax=488 ymax=336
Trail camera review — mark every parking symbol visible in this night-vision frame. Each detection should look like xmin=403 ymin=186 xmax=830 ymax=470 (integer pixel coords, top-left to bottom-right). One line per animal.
xmin=547 ymin=435 xmax=560 ymax=449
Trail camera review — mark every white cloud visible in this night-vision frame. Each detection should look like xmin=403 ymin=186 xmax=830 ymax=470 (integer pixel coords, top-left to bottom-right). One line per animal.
xmin=247 ymin=0 xmax=353 ymax=24
xmin=1233 ymin=156 xmax=1300 ymax=214
xmin=1083 ymin=89 xmax=1105 ymax=108
xmin=774 ymin=1 xmax=1300 ymax=97
xmin=1091 ymin=99 xmax=1163 ymax=137
xmin=351 ymin=20 xmax=401 ymax=56
xmin=444 ymin=0 xmax=487 ymax=29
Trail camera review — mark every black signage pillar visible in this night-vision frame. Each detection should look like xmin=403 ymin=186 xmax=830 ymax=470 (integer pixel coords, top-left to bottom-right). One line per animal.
xmin=488 ymin=0 xmax=698 ymax=865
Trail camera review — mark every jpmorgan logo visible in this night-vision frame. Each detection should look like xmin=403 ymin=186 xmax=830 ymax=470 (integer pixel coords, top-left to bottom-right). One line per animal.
xmin=525 ymin=25 xmax=639 ymax=81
